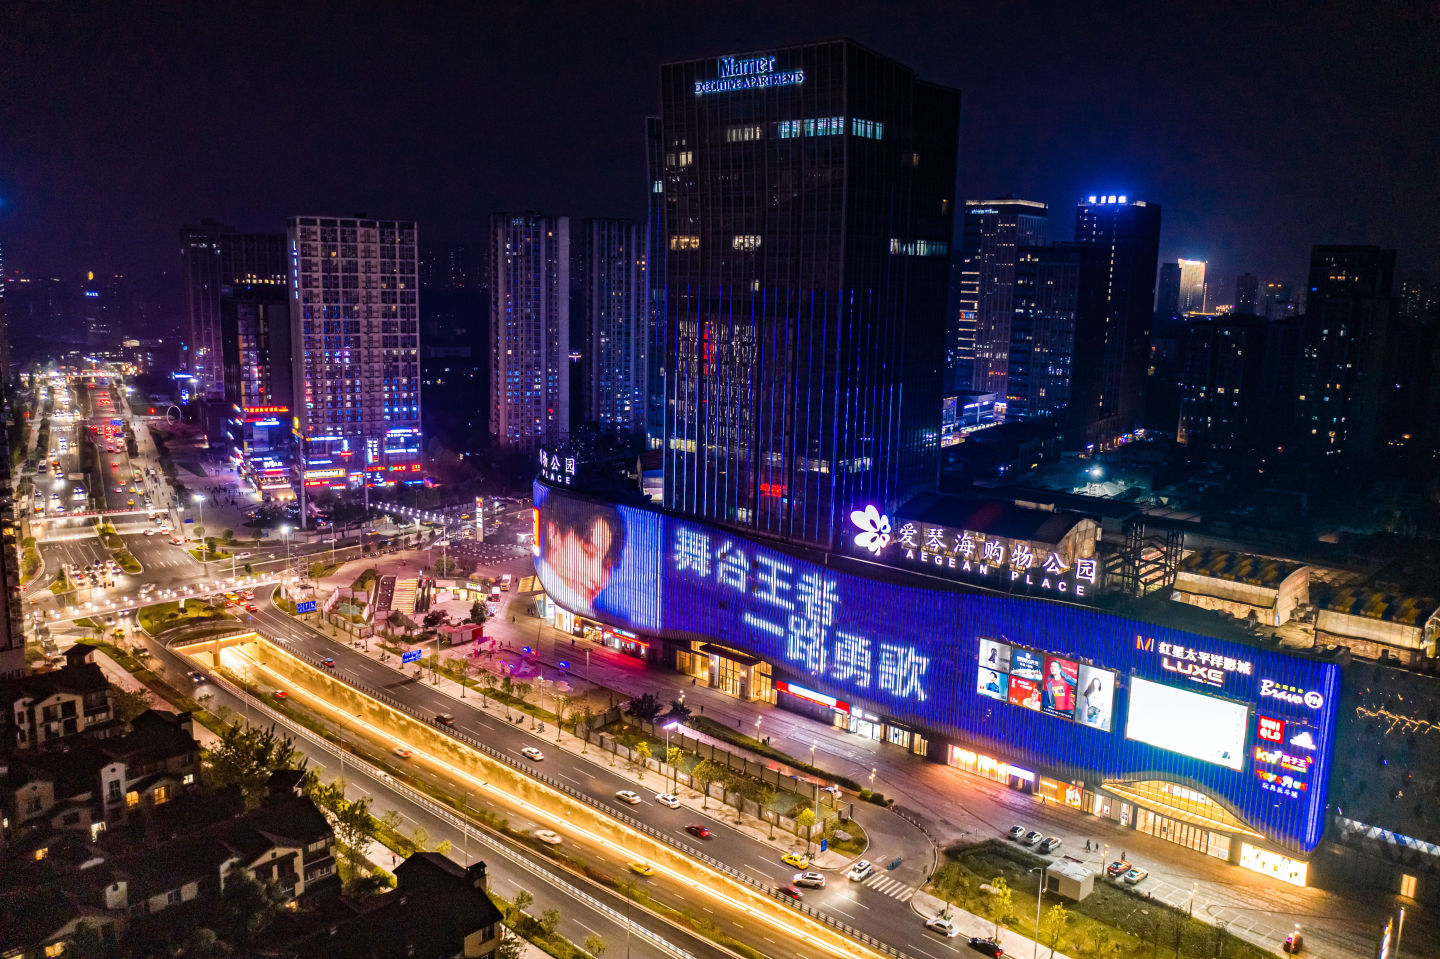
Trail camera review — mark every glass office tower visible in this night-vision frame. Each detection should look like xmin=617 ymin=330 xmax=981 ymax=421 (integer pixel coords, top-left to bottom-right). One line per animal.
xmin=658 ymin=40 xmax=960 ymax=550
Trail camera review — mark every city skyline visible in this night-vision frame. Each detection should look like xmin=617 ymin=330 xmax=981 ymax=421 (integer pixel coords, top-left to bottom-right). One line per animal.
xmin=2 ymin=2 xmax=1437 ymax=290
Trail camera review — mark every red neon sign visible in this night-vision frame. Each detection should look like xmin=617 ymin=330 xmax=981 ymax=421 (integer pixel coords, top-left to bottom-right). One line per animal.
xmin=775 ymin=681 xmax=850 ymax=714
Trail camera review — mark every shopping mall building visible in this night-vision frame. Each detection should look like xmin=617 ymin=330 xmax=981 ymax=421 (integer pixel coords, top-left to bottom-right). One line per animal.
xmin=532 ymin=478 xmax=1345 ymax=888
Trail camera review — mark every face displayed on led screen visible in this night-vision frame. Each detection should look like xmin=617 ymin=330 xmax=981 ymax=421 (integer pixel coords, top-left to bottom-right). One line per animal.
xmin=977 ymin=666 xmax=1006 ymax=701
xmin=534 ymin=491 xmax=658 ymax=629
xmin=1075 ymin=665 xmax=1115 ymax=731
xmin=1009 ymin=676 xmax=1041 ymax=711
xmin=1041 ymin=656 xmax=1078 ymax=717
xmin=979 ymin=638 xmax=1011 ymax=672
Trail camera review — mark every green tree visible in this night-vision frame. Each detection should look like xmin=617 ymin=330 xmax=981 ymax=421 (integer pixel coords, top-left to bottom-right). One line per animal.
xmin=795 ymin=807 xmax=816 ymax=851
xmin=174 ymin=927 xmax=233 ymax=958
xmin=624 ymin=692 xmax=665 ymax=722
xmin=633 ymin=740 xmax=652 ymax=781
xmin=506 ymin=889 xmax=533 ymax=924
xmin=553 ymin=691 xmax=572 ymax=741
xmin=539 ymin=908 xmax=560 ymax=935
xmin=112 ymin=685 xmax=153 ymax=722
xmin=468 ymin=600 xmax=487 ymax=624
xmin=986 ymin=876 xmax=1014 ymax=940
xmin=513 ymin=681 xmax=533 ymax=724
xmin=500 ymin=675 xmax=514 ymax=719
xmin=666 ymin=745 xmax=684 ymax=789
xmin=481 ymin=669 xmax=497 ymax=709
xmin=580 ymin=705 xmax=596 ymax=753
xmin=333 ymin=795 xmax=380 ymax=876
xmin=756 ymin=781 xmax=777 ymax=837
xmin=219 ymin=869 xmax=287 ymax=951
xmin=222 ymin=527 xmax=234 ymax=541
xmin=1039 ymin=901 xmax=1071 ymax=958
xmin=584 ymin=933 xmax=608 ymax=958
xmin=205 ymin=723 xmax=303 ymax=809
xmin=931 ymin=861 xmax=968 ymax=919
xmin=692 ymin=758 xmax=722 ymax=809
xmin=455 ymin=656 xmax=474 ymax=698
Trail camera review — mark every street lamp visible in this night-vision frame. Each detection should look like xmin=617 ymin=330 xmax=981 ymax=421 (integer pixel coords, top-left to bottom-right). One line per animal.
xmin=1029 ymin=865 xmax=1048 ymax=959
xmin=1188 ymin=881 xmax=1197 ymax=916
xmin=192 ymin=493 xmax=206 ymax=561
xmin=663 ymin=720 xmax=681 ymax=788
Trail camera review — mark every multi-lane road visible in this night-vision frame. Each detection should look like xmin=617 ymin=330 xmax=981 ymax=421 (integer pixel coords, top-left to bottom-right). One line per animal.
xmin=238 ymin=594 xmax=981 ymax=959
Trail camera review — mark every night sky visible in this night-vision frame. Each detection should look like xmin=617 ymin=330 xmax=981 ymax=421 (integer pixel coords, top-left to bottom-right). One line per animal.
xmin=3 ymin=1 xmax=1437 ymax=295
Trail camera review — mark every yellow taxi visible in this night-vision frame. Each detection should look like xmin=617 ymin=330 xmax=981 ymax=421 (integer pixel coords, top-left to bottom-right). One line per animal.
xmin=781 ymin=851 xmax=811 ymax=869
xmin=627 ymin=861 xmax=655 ymax=877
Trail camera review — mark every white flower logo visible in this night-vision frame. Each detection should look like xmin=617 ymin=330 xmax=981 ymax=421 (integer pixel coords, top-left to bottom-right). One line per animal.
xmin=849 ymin=505 xmax=891 ymax=554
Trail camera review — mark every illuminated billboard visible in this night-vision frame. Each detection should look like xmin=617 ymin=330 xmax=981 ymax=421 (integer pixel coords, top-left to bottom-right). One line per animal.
xmin=533 ymin=481 xmax=1342 ymax=853
xmin=1125 ymin=677 xmax=1249 ymax=771
xmin=973 ymin=638 xmax=1116 ymax=732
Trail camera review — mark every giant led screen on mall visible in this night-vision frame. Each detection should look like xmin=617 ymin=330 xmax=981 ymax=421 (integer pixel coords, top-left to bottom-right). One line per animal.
xmin=534 ymin=482 xmax=1341 ymax=852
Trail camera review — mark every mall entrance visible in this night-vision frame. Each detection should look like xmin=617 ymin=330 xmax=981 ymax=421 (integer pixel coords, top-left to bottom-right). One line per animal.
xmin=675 ymin=642 xmax=774 ymax=703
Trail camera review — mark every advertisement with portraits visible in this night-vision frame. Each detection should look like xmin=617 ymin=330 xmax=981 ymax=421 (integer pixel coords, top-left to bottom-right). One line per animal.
xmin=1008 ymin=675 xmax=1042 ymax=711
xmin=1040 ymin=655 xmax=1079 ymax=718
xmin=1074 ymin=664 xmax=1116 ymax=732
xmin=1009 ymin=647 xmax=1043 ymax=681
xmin=978 ymin=638 xmax=1012 ymax=673
xmin=977 ymin=666 xmax=1007 ymax=701
xmin=533 ymin=486 xmax=660 ymax=630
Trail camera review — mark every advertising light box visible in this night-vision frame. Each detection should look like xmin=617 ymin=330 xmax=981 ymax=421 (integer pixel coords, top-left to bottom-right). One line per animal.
xmin=533 ymin=481 xmax=1342 ymax=853
xmin=1126 ymin=677 xmax=1249 ymax=771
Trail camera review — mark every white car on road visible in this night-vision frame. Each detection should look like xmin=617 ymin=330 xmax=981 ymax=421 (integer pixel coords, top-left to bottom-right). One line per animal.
xmin=520 ymin=747 xmax=545 ymax=761
xmin=846 ymin=860 xmax=874 ymax=881
xmin=615 ymin=790 xmax=641 ymax=804
xmin=655 ymin=793 xmax=681 ymax=808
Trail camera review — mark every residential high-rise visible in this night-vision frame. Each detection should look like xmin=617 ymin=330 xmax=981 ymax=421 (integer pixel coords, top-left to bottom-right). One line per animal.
xmin=1264 ymin=280 xmax=1296 ymax=320
xmin=1006 ymin=243 xmax=1106 ymax=423
xmin=1297 ymin=245 xmax=1397 ymax=459
xmin=1073 ymin=195 xmax=1163 ymax=442
xmin=286 ymin=216 xmax=422 ymax=507
xmin=579 ymin=219 xmax=646 ymax=438
xmin=221 ymin=281 xmax=295 ymax=496
xmin=644 ymin=116 xmax=668 ymax=451
xmin=488 ymin=213 xmax=570 ymax=451
xmin=957 ymin=198 xmax=1049 ymax=401
xmin=1235 ymin=272 xmax=1259 ymax=314
xmin=1155 ymin=261 xmax=1182 ymax=324
xmin=1177 ymin=258 xmax=1206 ymax=315
xmin=1177 ymin=314 xmax=1265 ymax=450
xmin=181 ymin=222 xmax=286 ymax=401
xmin=659 ymin=41 xmax=959 ymax=549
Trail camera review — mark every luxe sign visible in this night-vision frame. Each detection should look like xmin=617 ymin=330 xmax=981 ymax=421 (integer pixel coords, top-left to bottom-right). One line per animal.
xmin=695 ymin=54 xmax=805 ymax=95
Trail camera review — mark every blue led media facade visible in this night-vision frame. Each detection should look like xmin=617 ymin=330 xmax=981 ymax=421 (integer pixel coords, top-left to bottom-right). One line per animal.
xmin=534 ymin=481 xmax=1340 ymax=854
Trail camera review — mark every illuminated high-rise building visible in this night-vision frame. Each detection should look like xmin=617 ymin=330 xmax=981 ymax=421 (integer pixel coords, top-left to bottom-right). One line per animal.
xmin=579 ymin=218 xmax=647 ymax=438
xmin=1177 ymin=258 xmax=1206 ymax=315
xmin=181 ymin=221 xmax=286 ymax=400
xmin=956 ymin=198 xmax=1049 ymax=401
xmin=1235 ymin=272 xmax=1259 ymax=314
xmin=657 ymin=41 xmax=959 ymax=550
xmin=286 ymin=216 xmax=423 ymax=504
xmin=1073 ymin=195 xmax=1163 ymax=441
xmin=488 ymin=213 xmax=570 ymax=451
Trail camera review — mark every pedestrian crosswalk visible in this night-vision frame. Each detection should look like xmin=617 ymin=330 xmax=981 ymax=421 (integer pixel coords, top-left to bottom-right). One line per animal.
xmin=862 ymin=873 xmax=916 ymax=901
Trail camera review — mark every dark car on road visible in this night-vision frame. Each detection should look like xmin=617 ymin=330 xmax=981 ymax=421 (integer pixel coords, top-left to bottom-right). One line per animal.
xmin=966 ymin=938 xmax=1004 ymax=958
xmin=435 ymin=713 xmax=454 ymax=726
xmin=685 ymin=824 xmax=713 ymax=839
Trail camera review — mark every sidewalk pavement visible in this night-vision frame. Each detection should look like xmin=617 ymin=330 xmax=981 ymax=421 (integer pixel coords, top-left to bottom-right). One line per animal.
xmin=909 ymin=887 xmax=1074 ymax=959
xmin=304 ymin=550 xmax=932 ymax=876
xmin=301 ymin=593 xmax=847 ymax=871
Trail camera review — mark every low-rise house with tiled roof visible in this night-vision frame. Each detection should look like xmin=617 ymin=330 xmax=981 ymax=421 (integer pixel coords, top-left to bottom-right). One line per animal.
xmin=1313 ymin=584 xmax=1440 ymax=665
xmin=0 ymin=644 xmax=113 ymax=749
